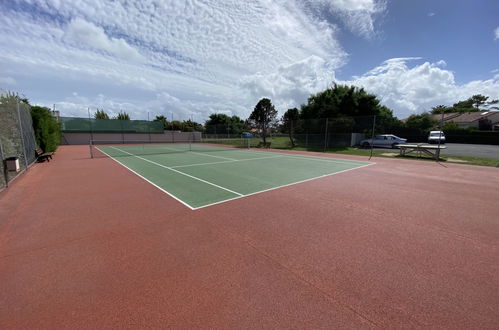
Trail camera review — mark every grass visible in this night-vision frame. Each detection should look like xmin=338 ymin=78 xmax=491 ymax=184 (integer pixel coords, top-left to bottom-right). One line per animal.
xmin=203 ymin=136 xmax=499 ymax=167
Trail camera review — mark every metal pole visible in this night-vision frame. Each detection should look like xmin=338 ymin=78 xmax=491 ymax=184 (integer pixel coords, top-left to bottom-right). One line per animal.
xmin=148 ymin=112 xmax=151 ymax=142
xmin=171 ymin=112 xmax=174 ymax=143
xmin=437 ymin=111 xmax=444 ymax=162
xmin=0 ymin=140 xmax=8 ymax=188
xmin=323 ymin=118 xmax=328 ymax=152
xmin=16 ymin=98 xmax=29 ymax=170
xmin=89 ymin=140 xmax=94 ymax=159
xmin=369 ymin=115 xmax=376 ymax=160
xmin=87 ymin=107 xmax=93 ymax=144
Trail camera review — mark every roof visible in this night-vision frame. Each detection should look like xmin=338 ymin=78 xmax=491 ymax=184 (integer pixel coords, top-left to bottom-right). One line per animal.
xmin=433 ymin=111 xmax=499 ymax=124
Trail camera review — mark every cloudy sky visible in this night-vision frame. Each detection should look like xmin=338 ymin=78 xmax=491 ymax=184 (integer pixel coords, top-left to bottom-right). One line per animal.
xmin=0 ymin=0 xmax=498 ymax=122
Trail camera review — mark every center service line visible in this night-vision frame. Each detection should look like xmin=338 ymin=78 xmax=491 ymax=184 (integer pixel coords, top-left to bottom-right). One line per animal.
xmin=109 ymin=146 xmax=243 ymax=196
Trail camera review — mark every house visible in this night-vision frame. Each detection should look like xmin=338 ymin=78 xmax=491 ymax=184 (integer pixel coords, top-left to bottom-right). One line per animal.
xmin=432 ymin=111 xmax=499 ymax=130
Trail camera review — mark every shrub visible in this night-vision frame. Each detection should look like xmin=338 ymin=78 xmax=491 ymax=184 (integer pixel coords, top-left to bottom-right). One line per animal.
xmin=31 ymin=106 xmax=61 ymax=152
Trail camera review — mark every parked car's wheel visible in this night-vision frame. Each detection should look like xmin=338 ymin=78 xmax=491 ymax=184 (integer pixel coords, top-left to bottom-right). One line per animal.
xmin=391 ymin=143 xmax=398 ymax=149
xmin=362 ymin=142 xmax=370 ymax=148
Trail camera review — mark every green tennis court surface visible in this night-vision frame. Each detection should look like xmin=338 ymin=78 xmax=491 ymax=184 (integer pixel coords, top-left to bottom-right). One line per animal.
xmin=95 ymin=143 xmax=373 ymax=209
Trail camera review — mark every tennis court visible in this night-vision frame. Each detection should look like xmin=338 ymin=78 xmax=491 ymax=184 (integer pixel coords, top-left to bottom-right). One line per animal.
xmin=92 ymin=142 xmax=373 ymax=209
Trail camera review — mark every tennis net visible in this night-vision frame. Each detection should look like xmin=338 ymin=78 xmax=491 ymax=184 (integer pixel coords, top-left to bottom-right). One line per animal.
xmin=89 ymin=138 xmax=250 ymax=158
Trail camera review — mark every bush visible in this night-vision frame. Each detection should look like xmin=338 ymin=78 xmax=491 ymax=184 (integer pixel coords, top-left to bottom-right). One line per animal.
xmin=31 ymin=106 xmax=61 ymax=152
xmin=445 ymin=129 xmax=499 ymax=145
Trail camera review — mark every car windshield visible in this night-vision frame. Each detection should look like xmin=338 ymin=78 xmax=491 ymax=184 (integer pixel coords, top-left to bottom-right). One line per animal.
xmin=430 ymin=132 xmax=443 ymax=137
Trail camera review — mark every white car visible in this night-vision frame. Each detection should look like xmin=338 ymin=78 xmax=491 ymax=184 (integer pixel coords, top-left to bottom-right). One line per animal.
xmin=428 ymin=131 xmax=446 ymax=144
xmin=360 ymin=134 xmax=407 ymax=149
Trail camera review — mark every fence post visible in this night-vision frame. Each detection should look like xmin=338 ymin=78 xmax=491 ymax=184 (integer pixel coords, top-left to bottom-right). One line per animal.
xmin=87 ymin=108 xmax=94 ymax=144
xmin=324 ymin=118 xmax=329 ymax=152
xmin=148 ymin=112 xmax=151 ymax=142
xmin=369 ymin=115 xmax=376 ymax=160
xmin=0 ymin=140 xmax=8 ymax=188
xmin=16 ymin=98 xmax=29 ymax=171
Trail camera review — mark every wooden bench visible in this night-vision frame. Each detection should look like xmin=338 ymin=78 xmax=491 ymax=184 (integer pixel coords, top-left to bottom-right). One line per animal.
xmin=257 ymin=141 xmax=272 ymax=148
xmin=397 ymin=143 xmax=446 ymax=160
xmin=35 ymin=148 xmax=54 ymax=162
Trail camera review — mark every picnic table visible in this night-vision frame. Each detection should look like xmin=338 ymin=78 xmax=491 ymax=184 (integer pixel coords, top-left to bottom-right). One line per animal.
xmin=397 ymin=143 xmax=446 ymax=160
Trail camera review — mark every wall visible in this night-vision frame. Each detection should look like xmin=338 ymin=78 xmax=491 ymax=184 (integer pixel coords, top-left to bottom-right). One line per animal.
xmin=62 ymin=131 xmax=202 ymax=145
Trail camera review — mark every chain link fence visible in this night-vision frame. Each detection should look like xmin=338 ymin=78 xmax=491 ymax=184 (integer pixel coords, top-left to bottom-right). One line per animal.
xmin=202 ymin=115 xmax=377 ymax=150
xmin=0 ymin=92 xmax=37 ymax=189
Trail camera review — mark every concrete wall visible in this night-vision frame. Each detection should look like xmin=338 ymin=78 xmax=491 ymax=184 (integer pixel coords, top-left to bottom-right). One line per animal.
xmin=62 ymin=131 xmax=202 ymax=145
xmin=351 ymin=133 xmax=365 ymax=146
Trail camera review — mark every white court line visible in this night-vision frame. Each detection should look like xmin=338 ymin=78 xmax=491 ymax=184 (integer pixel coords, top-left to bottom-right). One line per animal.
xmin=170 ymin=155 xmax=283 ymax=169
xmin=98 ymin=145 xmax=375 ymax=210
xmin=96 ymin=147 xmax=195 ymax=210
xmin=192 ymin=162 xmax=375 ymax=210
xmin=109 ymin=146 xmax=243 ymax=197
xmin=161 ymin=145 xmax=238 ymax=161
xmin=241 ymin=149 xmax=374 ymax=166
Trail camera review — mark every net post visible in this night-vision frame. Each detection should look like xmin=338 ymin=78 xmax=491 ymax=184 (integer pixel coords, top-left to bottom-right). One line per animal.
xmin=89 ymin=139 xmax=94 ymax=159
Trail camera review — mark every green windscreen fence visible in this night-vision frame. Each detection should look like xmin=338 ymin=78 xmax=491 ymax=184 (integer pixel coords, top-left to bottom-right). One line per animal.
xmin=60 ymin=117 xmax=164 ymax=133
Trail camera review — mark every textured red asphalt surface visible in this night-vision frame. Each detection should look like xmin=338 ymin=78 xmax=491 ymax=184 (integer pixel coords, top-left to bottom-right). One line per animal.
xmin=1 ymin=145 xmax=498 ymax=329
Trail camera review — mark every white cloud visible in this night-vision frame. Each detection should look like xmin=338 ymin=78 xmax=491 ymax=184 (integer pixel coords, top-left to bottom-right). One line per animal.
xmin=495 ymin=27 xmax=499 ymax=40
xmin=0 ymin=1 xmax=496 ymax=123
xmin=427 ymin=12 xmax=435 ymax=17
xmin=240 ymin=56 xmax=335 ymax=111
xmin=306 ymin=0 xmax=386 ymax=38
xmin=345 ymin=58 xmax=499 ymax=117
xmin=64 ymin=18 xmax=145 ymax=63
xmin=0 ymin=0 xmax=349 ymax=120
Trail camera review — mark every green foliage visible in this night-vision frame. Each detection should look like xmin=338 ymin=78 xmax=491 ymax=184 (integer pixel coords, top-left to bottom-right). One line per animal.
xmin=470 ymin=94 xmax=488 ymax=109
xmin=94 ymin=109 xmax=109 ymax=119
xmin=404 ymin=113 xmax=437 ymax=132
xmin=431 ymin=105 xmax=452 ymax=114
xmin=30 ymin=106 xmax=61 ymax=152
xmin=153 ymin=115 xmax=203 ymax=132
xmin=431 ymin=94 xmax=499 ymax=114
xmin=301 ymin=84 xmax=382 ymax=118
xmin=282 ymin=108 xmax=300 ymax=147
xmin=182 ymin=119 xmax=204 ymax=132
xmin=299 ymin=84 xmax=400 ymax=134
xmin=248 ymin=98 xmax=278 ymax=143
xmin=170 ymin=120 xmax=183 ymax=131
xmin=442 ymin=121 xmax=462 ymax=131
xmin=114 ymin=111 xmax=130 ymax=120
xmin=153 ymin=115 xmax=169 ymax=129
xmin=204 ymin=113 xmax=246 ymax=135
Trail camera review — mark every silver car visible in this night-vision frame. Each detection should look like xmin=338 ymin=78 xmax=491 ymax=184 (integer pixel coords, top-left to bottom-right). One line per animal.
xmin=360 ymin=134 xmax=407 ymax=148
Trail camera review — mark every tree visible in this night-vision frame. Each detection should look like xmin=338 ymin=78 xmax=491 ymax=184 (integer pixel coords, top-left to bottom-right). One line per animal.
xmin=182 ymin=119 xmax=203 ymax=132
xmin=204 ymin=114 xmax=246 ymax=135
xmin=431 ymin=105 xmax=451 ymax=114
xmin=470 ymin=94 xmax=489 ymax=109
xmin=404 ymin=113 xmax=437 ymax=132
xmin=153 ymin=115 xmax=169 ymax=129
xmin=114 ymin=111 xmax=130 ymax=120
xmin=30 ymin=106 xmax=61 ymax=152
xmin=299 ymin=84 xmax=399 ymax=134
xmin=301 ymin=84 xmax=382 ymax=119
xmin=248 ymin=98 xmax=277 ymax=144
xmin=94 ymin=109 xmax=109 ymax=119
xmin=282 ymin=108 xmax=299 ymax=147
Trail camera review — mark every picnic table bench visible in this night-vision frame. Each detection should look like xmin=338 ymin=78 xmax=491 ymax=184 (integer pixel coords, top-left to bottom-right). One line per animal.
xmin=35 ymin=148 xmax=54 ymax=162
xmin=397 ymin=143 xmax=446 ymax=160
xmin=257 ymin=141 xmax=272 ymax=148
